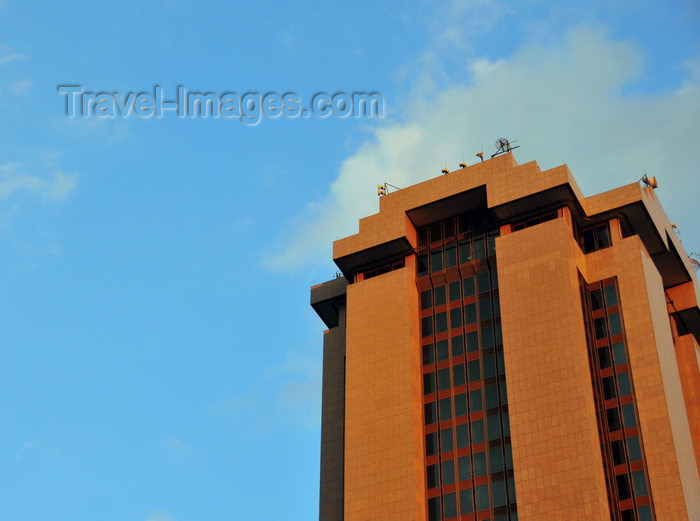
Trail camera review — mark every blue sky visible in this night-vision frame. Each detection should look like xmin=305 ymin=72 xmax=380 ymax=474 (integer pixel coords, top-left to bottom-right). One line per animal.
xmin=0 ymin=1 xmax=698 ymax=521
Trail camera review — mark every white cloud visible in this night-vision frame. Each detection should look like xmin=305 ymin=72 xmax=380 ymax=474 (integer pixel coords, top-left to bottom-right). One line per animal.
xmin=145 ymin=512 xmax=176 ymax=521
xmin=7 ymin=79 xmax=31 ymax=94
xmin=0 ymin=43 xmax=25 ymax=64
xmin=267 ymin=25 xmax=700 ymax=270
xmin=14 ymin=441 xmax=37 ymax=459
xmin=0 ymin=162 xmax=78 ymax=201
xmin=162 ymin=436 xmax=194 ymax=459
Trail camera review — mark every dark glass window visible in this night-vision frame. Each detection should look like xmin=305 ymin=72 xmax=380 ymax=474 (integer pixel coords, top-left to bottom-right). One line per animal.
xmin=435 ymin=285 xmax=446 ymax=306
xmin=449 ymin=281 xmax=460 ymax=302
xmin=616 ymin=474 xmax=631 ymax=500
xmin=456 ymin=424 xmax=469 ymax=448
xmin=487 ymin=415 xmax=501 ymax=440
xmin=438 ymin=368 xmax=451 ymax=390
xmin=459 ymin=240 xmax=472 ymax=264
xmin=612 ymin=342 xmax=626 ymax=365
xmin=443 ymin=492 xmax=457 ymax=519
xmin=607 ymin=407 xmax=621 ymax=431
xmin=422 ymin=316 xmax=433 ymax=337
xmin=598 ymin=347 xmax=611 ymax=369
xmin=505 ymin=444 xmax=513 ymax=469
xmin=454 ymin=393 xmax=467 ymax=417
xmin=621 ymin=510 xmax=634 ymax=521
xmin=632 ymin=470 xmax=648 ymax=496
xmin=465 ymin=303 xmax=477 ymax=324
xmin=492 ymin=480 xmax=507 ymax=507
xmin=430 ymin=223 xmax=442 ymax=243
xmin=638 ymin=505 xmax=652 ymax=521
xmin=590 ymin=288 xmax=604 ymax=310
xmin=602 ymin=376 xmax=616 ymax=400
xmin=467 ymin=359 xmax=481 ymax=382
xmin=485 ymin=384 xmax=499 ymax=409
xmin=473 ymin=237 xmax=485 ymax=260
xmin=436 ymin=312 xmax=448 ymax=333
xmin=508 ymin=475 xmax=516 ymax=503
xmin=431 ymin=249 xmax=443 ymax=273
xmin=594 ymin=317 xmax=607 ymax=339
xmin=502 ymin=413 xmax=511 ymax=436
xmin=426 ymin=432 xmax=438 ymax=456
xmin=428 ymin=497 xmax=441 ymax=521
xmin=622 ymin=403 xmax=636 ymax=428
xmin=444 ymin=219 xmax=455 ymax=238
xmin=441 ymin=428 xmax=454 ymax=452
xmin=499 ymin=381 xmax=508 ymax=404
xmin=466 ymin=331 xmax=479 ymax=352
xmin=489 ymin=448 xmax=504 ymax=472
xmin=418 ymin=254 xmax=429 ymax=277
xmin=459 ymin=489 xmax=473 ymax=514
xmin=483 ymin=355 xmax=496 ymax=378
xmin=418 ymin=228 xmax=428 ymax=246
xmin=450 ymin=307 xmax=463 ymax=328
xmin=445 ymin=246 xmax=457 ymax=269
xmin=453 ymin=364 xmax=465 ymax=387
xmin=423 ymin=344 xmax=435 ymax=365
xmin=487 ymin=231 xmax=498 ymax=257
xmin=582 ymin=228 xmax=596 ymax=253
xmin=437 ymin=340 xmax=450 ymax=361
xmin=481 ymin=327 xmax=494 ymax=349
xmin=427 ymin=464 xmax=440 ymax=488
xmin=471 ymin=420 xmax=484 ymax=444
xmin=473 ymin=451 xmax=487 ymax=477
xmin=442 ymin=460 xmax=455 ymax=485
xmin=597 ymin=224 xmax=611 ymax=249
xmin=479 ymin=298 xmax=492 ymax=320
xmin=425 ymin=402 xmax=437 ymax=424
xmin=477 ymin=271 xmax=490 ymax=293
xmin=451 ymin=335 xmax=464 ymax=357
xmin=604 ymin=284 xmax=618 ymax=306
xmin=617 ymin=372 xmax=631 ymax=396
xmin=458 ymin=455 xmax=471 ymax=480
xmin=475 ymin=484 xmax=490 ymax=511
xmin=463 ymin=276 xmax=475 ymax=297
xmin=424 ymin=372 xmax=436 ymax=394
xmin=470 ymin=389 xmax=483 ymax=412
xmin=421 ymin=289 xmax=433 ymax=309
xmin=628 ymin=436 xmax=642 ymax=461
xmin=609 ymin=313 xmax=622 ymax=336
xmin=440 ymin=397 xmax=452 ymax=421
xmin=611 ymin=440 xmax=625 ymax=465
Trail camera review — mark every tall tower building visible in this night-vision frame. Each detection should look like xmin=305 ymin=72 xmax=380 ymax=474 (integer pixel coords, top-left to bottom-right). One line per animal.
xmin=311 ymin=152 xmax=700 ymax=521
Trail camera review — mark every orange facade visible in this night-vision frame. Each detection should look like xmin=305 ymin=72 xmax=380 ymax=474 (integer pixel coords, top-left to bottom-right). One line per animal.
xmin=311 ymin=153 xmax=700 ymax=521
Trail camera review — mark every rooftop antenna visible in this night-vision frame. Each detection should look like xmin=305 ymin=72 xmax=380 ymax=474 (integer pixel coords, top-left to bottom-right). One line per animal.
xmin=441 ymin=161 xmax=449 ymax=175
xmin=491 ymin=138 xmax=519 ymax=158
xmin=459 ymin=155 xmax=467 ymax=169
xmin=476 ymin=145 xmax=484 ymax=162
xmin=640 ymin=173 xmax=658 ymax=189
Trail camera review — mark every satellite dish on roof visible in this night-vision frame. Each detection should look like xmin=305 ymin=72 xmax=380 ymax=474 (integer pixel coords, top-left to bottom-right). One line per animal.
xmin=491 ymin=138 xmax=520 ymax=158
xmin=690 ymin=258 xmax=700 ymax=273
xmin=690 ymin=253 xmax=700 ymax=273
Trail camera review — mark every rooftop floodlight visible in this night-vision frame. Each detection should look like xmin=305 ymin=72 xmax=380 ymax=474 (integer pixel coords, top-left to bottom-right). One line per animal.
xmin=641 ymin=174 xmax=658 ymax=189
